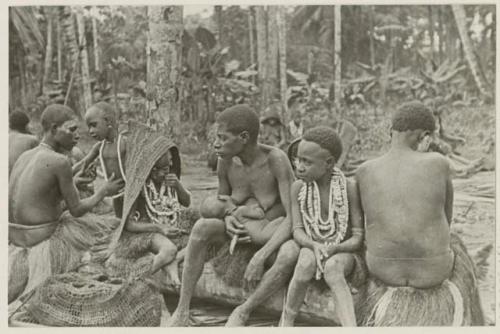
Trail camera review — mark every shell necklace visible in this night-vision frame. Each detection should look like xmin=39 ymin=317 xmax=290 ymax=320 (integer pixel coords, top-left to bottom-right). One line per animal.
xmin=143 ymin=180 xmax=180 ymax=226
xmin=99 ymin=134 xmax=126 ymax=199
xmin=298 ymin=167 xmax=348 ymax=246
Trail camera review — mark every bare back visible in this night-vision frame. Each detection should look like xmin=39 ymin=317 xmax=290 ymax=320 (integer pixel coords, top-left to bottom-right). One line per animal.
xmin=9 ymin=147 xmax=69 ymax=226
xmin=357 ymin=151 xmax=451 ymax=258
xmin=9 ymin=132 xmax=39 ymax=174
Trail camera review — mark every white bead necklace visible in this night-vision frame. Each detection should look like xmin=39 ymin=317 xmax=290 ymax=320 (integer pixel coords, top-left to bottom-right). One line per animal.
xmin=298 ymin=167 xmax=348 ymax=246
xmin=142 ymin=180 xmax=180 ymax=226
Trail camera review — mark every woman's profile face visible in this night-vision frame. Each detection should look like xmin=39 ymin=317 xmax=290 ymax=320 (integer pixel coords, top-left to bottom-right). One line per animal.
xmin=150 ymin=150 xmax=173 ymax=183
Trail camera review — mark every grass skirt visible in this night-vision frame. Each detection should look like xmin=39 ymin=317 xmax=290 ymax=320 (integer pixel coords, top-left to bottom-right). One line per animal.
xmin=8 ymin=212 xmax=119 ymax=304
xmin=355 ymin=233 xmax=485 ymax=326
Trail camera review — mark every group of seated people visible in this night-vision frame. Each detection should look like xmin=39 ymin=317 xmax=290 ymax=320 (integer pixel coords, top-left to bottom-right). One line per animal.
xmin=8 ymin=100 xmax=485 ymax=326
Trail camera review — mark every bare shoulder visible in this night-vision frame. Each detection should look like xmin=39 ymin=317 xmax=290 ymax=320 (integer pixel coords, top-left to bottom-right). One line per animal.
xmin=291 ymin=179 xmax=305 ymax=195
xmin=420 ymin=152 xmax=450 ymax=172
xmin=355 ymin=157 xmax=379 ymax=179
xmin=267 ymin=145 xmax=292 ymax=168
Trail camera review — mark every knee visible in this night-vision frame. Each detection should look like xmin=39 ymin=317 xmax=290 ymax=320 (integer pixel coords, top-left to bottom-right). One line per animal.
xmin=191 ymin=218 xmax=221 ymax=241
xmin=324 ymin=259 xmax=346 ymax=284
xmin=294 ymin=250 xmax=316 ymax=281
xmin=275 ymin=240 xmax=300 ymax=268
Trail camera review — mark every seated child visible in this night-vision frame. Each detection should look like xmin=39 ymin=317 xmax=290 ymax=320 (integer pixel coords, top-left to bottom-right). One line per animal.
xmin=200 ymin=195 xmax=267 ymax=252
xmin=113 ymin=150 xmax=191 ymax=286
xmin=280 ymin=126 xmax=365 ymax=327
xmin=76 ymin=102 xmax=127 ymax=217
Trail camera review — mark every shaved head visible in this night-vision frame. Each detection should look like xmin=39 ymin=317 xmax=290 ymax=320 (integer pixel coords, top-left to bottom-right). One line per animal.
xmin=40 ymin=104 xmax=75 ymax=132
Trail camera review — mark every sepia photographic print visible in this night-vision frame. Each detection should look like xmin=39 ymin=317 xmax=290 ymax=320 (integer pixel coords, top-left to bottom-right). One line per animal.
xmin=5 ymin=1 xmax=497 ymax=328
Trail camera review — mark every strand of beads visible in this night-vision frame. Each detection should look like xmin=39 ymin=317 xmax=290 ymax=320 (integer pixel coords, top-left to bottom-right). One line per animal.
xmin=143 ymin=180 xmax=179 ymax=225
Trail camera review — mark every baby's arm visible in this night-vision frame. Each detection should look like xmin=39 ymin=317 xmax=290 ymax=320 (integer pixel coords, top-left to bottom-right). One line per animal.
xmin=233 ymin=205 xmax=265 ymax=220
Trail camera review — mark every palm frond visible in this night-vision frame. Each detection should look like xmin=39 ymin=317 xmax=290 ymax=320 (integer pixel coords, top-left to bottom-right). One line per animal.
xmin=10 ymin=7 xmax=44 ymax=52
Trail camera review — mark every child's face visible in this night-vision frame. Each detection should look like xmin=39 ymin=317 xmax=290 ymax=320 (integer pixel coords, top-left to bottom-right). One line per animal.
xmin=295 ymin=140 xmax=333 ymax=182
xmin=149 ymin=151 xmax=173 ymax=184
xmin=85 ymin=107 xmax=110 ymax=141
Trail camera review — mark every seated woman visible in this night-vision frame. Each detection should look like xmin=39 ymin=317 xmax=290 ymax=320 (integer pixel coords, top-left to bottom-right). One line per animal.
xmin=105 ymin=121 xmax=195 ymax=287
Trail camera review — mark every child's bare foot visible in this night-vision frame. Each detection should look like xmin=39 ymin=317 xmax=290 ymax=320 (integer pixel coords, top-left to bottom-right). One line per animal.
xmin=165 ymin=260 xmax=181 ymax=288
xmin=166 ymin=309 xmax=190 ymax=327
xmin=225 ymin=305 xmax=250 ymax=327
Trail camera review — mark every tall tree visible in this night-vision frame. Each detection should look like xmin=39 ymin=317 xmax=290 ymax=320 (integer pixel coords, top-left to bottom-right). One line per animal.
xmin=451 ymin=5 xmax=491 ymax=99
xmin=56 ymin=8 xmax=63 ymax=83
xmin=147 ymin=6 xmax=183 ymax=136
xmin=42 ymin=7 xmax=54 ymax=94
xmin=333 ymin=5 xmax=342 ymax=106
xmin=267 ymin=6 xmax=279 ymax=103
xmin=428 ymin=6 xmax=435 ymax=63
xmin=62 ymin=6 xmax=83 ymax=114
xmin=248 ymin=6 xmax=256 ymax=84
xmin=75 ymin=6 xmax=92 ymax=110
xmin=91 ymin=8 xmax=100 ymax=73
xmin=255 ymin=6 xmax=269 ymax=108
xmin=277 ymin=6 xmax=287 ymax=116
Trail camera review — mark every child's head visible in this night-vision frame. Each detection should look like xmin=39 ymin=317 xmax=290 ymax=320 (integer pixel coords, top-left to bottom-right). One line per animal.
xmin=200 ymin=194 xmax=236 ymax=219
xmin=296 ymin=126 xmax=342 ymax=183
xmin=392 ymin=101 xmax=436 ymax=150
xmin=85 ymin=102 xmax=116 ymax=141
xmin=9 ymin=111 xmax=31 ymax=133
xmin=149 ymin=150 xmax=173 ymax=185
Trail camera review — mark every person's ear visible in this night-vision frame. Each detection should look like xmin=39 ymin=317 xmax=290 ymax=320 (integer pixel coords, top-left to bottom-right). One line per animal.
xmin=239 ymin=130 xmax=250 ymax=143
xmin=326 ymin=156 xmax=336 ymax=168
xmin=50 ymin=123 xmax=59 ymax=134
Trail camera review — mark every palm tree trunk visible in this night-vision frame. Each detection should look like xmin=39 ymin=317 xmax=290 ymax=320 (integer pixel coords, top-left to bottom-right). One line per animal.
xmin=248 ymin=6 xmax=256 ymax=83
xmin=277 ymin=6 xmax=287 ymax=117
xmin=75 ymin=6 xmax=92 ymax=110
xmin=215 ymin=5 xmax=223 ymax=43
xmin=451 ymin=5 xmax=491 ymax=99
xmin=18 ymin=48 xmax=26 ymax=108
xmin=333 ymin=5 xmax=342 ymax=106
xmin=368 ymin=6 xmax=375 ymax=67
xmin=255 ymin=6 xmax=269 ymax=108
xmin=56 ymin=9 xmax=63 ymax=83
xmin=438 ymin=6 xmax=444 ymax=64
xmin=42 ymin=7 xmax=54 ymax=94
xmin=147 ymin=6 xmax=183 ymax=136
xmin=267 ymin=6 xmax=279 ymax=103
xmin=91 ymin=10 xmax=100 ymax=73
xmin=62 ymin=6 xmax=83 ymax=114
xmin=428 ymin=6 xmax=435 ymax=64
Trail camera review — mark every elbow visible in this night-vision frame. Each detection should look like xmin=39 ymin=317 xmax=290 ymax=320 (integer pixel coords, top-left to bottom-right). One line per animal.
xmin=68 ymin=207 xmax=85 ymax=218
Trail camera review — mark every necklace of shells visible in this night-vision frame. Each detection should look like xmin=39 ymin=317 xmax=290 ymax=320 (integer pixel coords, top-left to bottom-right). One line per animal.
xmin=99 ymin=134 xmax=126 ymax=199
xmin=298 ymin=167 xmax=349 ymax=246
xmin=142 ymin=180 xmax=180 ymax=225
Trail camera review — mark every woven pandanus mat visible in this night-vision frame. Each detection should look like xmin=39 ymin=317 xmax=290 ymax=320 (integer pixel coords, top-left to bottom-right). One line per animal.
xmin=25 ymin=272 xmax=162 ymax=327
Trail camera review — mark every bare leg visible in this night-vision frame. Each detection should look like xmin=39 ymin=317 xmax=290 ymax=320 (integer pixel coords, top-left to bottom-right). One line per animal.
xmin=167 ymin=218 xmax=226 ymax=326
xmin=323 ymin=253 xmax=356 ymax=327
xmin=163 ymin=247 xmax=187 ymax=289
xmin=225 ymin=240 xmax=300 ymax=327
xmin=150 ymin=234 xmax=177 ymax=274
xmin=280 ymin=248 xmax=316 ymax=327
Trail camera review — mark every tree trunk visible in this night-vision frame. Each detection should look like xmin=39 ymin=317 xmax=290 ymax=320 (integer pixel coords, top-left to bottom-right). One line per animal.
xmin=75 ymin=6 xmax=92 ymax=111
xmin=42 ymin=7 xmax=54 ymax=94
xmin=215 ymin=5 xmax=223 ymax=43
xmin=428 ymin=6 xmax=435 ymax=64
xmin=267 ymin=6 xmax=279 ymax=103
xmin=333 ymin=5 xmax=342 ymax=107
xmin=277 ymin=6 xmax=287 ymax=118
xmin=248 ymin=6 xmax=256 ymax=83
xmin=255 ymin=6 xmax=269 ymax=108
xmin=451 ymin=5 xmax=491 ymax=99
xmin=91 ymin=9 xmax=100 ymax=73
xmin=368 ymin=6 xmax=375 ymax=67
xmin=147 ymin=6 xmax=183 ymax=136
xmin=62 ymin=6 xmax=83 ymax=114
xmin=18 ymin=48 xmax=26 ymax=108
xmin=438 ymin=6 xmax=444 ymax=64
xmin=56 ymin=8 xmax=63 ymax=83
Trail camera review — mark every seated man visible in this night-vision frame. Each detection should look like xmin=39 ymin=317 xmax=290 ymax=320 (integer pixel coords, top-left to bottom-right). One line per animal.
xmin=9 ymin=111 xmax=39 ymax=174
xmin=9 ymin=104 xmax=122 ymax=303
xmin=355 ymin=101 xmax=485 ymax=326
xmin=169 ymin=104 xmax=299 ymax=327
xmin=260 ymin=103 xmax=287 ymax=150
xmin=106 ymin=123 xmax=192 ymax=287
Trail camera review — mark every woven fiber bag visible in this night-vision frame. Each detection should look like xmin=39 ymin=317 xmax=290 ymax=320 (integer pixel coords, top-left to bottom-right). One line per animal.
xmin=26 ymin=272 xmax=162 ymax=326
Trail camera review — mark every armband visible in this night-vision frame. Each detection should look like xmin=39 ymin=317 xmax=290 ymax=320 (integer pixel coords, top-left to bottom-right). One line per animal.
xmin=351 ymin=227 xmax=364 ymax=236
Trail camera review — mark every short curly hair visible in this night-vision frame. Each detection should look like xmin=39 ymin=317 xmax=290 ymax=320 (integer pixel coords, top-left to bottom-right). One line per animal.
xmin=216 ymin=104 xmax=260 ymax=143
xmin=9 ymin=111 xmax=30 ymax=133
xmin=41 ymin=104 xmax=75 ymax=132
xmin=88 ymin=101 xmax=116 ymax=125
xmin=392 ymin=101 xmax=436 ymax=132
xmin=302 ymin=126 xmax=343 ymax=161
